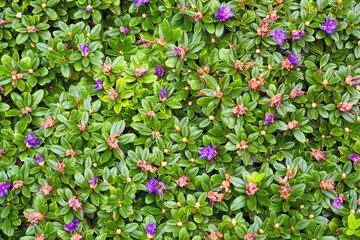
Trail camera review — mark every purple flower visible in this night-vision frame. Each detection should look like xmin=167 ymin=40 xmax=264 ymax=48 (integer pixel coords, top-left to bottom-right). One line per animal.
xmin=120 ymin=27 xmax=130 ymax=34
xmin=320 ymin=18 xmax=337 ymax=35
xmin=146 ymin=223 xmax=157 ymax=237
xmin=349 ymin=154 xmax=359 ymax=163
xmin=80 ymin=43 xmax=90 ymax=57
xmin=89 ymin=176 xmax=98 ymax=189
xmin=64 ymin=217 xmax=79 ymax=233
xmin=159 ymin=88 xmax=167 ymax=101
xmin=269 ymin=29 xmax=287 ymax=46
xmin=25 ymin=133 xmax=41 ymax=148
xmin=93 ymin=79 xmax=103 ymax=90
xmin=292 ymin=30 xmax=305 ymax=41
xmin=262 ymin=113 xmax=276 ymax=125
xmin=332 ymin=198 xmax=343 ymax=209
xmin=86 ymin=5 xmax=93 ymax=12
xmin=154 ymin=65 xmax=165 ymax=78
xmin=215 ymin=4 xmax=234 ymax=22
xmin=35 ymin=155 xmax=43 ymax=164
xmin=199 ymin=144 xmax=218 ymax=162
xmin=0 ymin=182 xmax=11 ymax=198
xmin=135 ymin=0 xmax=150 ymax=8
xmin=285 ymin=51 xmax=303 ymax=66
xmin=146 ymin=178 xmax=158 ymax=194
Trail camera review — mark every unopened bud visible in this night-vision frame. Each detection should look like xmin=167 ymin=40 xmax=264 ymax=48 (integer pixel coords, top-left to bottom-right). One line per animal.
xmin=300 ymin=205 xmax=304 ymax=209
xmin=312 ymin=102 xmax=317 ymax=108
xmin=93 ymin=163 xmax=98 ymax=168
xmin=176 ymin=126 xmax=180 ymax=132
xmin=191 ymin=4 xmax=196 ymax=9
xmin=162 ymin=209 xmax=166 ymax=214
xmin=259 ymin=229 xmax=264 ymax=234
xmin=48 ymin=47 xmax=53 ymax=51
xmin=305 ymin=21 xmax=310 ymax=26
xmin=309 ymin=214 xmax=314 ymax=219
xmin=86 ymin=33 xmax=91 ymax=38
xmin=39 ymin=162 xmax=44 ymax=167
xmin=89 ymin=109 xmax=93 ymax=114
xmin=286 ymin=165 xmax=291 ymax=170
xmin=188 ymin=69 xmax=192 ymax=73
xmin=342 ymin=173 xmax=346 ymax=180
xmin=344 ymin=127 xmax=350 ymax=133
xmin=42 ymin=3 xmax=46 ymax=8
xmin=231 ymin=218 xmax=236 ymax=226
xmin=190 ymin=158 xmax=195 ymax=163
xmin=268 ymin=65 xmax=272 ymax=71
xmin=164 ymin=149 xmax=169 ymax=154
xmin=185 ymin=86 xmax=190 ymax=90
xmin=172 ymin=69 xmax=176 ymax=73
xmin=274 ymin=223 xmax=280 ymax=229
xmin=211 ymin=38 xmax=216 ymax=44
xmin=182 ymin=137 xmax=188 ymax=143
xmin=209 ymin=115 xmax=215 ymax=120
xmin=350 ymin=209 xmax=355 ymax=215
xmin=188 ymin=101 xmax=192 ymax=105
xmin=322 ymin=79 xmax=328 ymax=86
xmin=142 ymin=13 xmax=147 ymax=18
xmin=261 ymin=130 xmax=266 ymax=135
xmin=116 ymin=229 xmax=122 ymax=235
xmin=177 ymin=221 xmax=183 ymax=227
xmin=321 ymin=135 xmax=326 ymax=139
xmin=161 ymin=161 xmax=167 ymax=167
xmin=127 ymin=177 xmax=132 ymax=182
xmin=256 ymin=49 xmax=261 ymax=54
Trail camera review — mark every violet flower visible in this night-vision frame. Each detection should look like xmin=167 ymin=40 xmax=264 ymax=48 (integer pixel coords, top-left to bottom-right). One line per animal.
xmin=93 ymin=79 xmax=103 ymax=90
xmin=120 ymin=27 xmax=130 ymax=35
xmin=0 ymin=182 xmax=11 ymax=198
xmin=214 ymin=4 xmax=234 ymax=22
xmin=35 ymin=155 xmax=44 ymax=164
xmin=154 ymin=65 xmax=165 ymax=78
xmin=85 ymin=5 xmax=93 ymax=12
xmin=320 ymin=18 xmax=337 ymax=35
xmin=285 ymin=51 xmax=303 ymax=66
xmin=332 ymin=198 xmax=343 ymax=209
xmin=25 ymin=133 xmax=41 ymax=148
xmin=292 ymin=30 xmax=305 ymax=41
xmin=349 ymin=154 xmax=359 ymax=170
xmin=262 ymin=113 xmax=276 ymax=126
xmin=269 ymin=29 xmax=287 ymax=46
xmin=64 ymin=217 xmax=79 ymax=233
xmin=80 ymin=43 xmax=90 ymax=57
xmin=159 ymin=88 xmax=167 ymax=101
xmin=199 ymin=144 xmax=218 ymax=162
xmin=146 ymin=223 xmax=157 ymax=238
xmin=146 ymin=178 xmax=165 ymax=195
xmin=135 ymin=0 xmax=150 ymax=8
xmin=89 ymin=176 xmax=98 ymax=189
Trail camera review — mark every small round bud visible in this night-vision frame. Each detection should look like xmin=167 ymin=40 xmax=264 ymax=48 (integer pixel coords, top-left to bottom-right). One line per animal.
xmin=225 ymin=134 xmax=229 ymax=138
xmin=322 ymin=79 xmax=328 ymax=86
xmin=56 ymin=103 xmax=61 ymax=107
xmin=86 ymin=33 xmax=91 ymax=38
xmin=300 ymin=205 xmax=304 ymax=209
xmin=177 ymin=221 xmax=183 ymax=227
xmin=42 ymin=3 xmax=46 ymax=8
xmin=127 ymin=177 xmax=132 ymax=182
xmin=172 ymin=69 xmax=176 ymax=73
xmin=268 ymin=65 xmax=272 ymax=71
xmin=195 ymin=202 xmax=200 ymax=209
xmin=108 ymin=27 xmax=113 ymax=30
xmin=116 ymin=229 xmax=122 ymax=235
xmin=342 ymin=173 xmax=346 ymax=180
xmin=256 ymin=49 xmax=261 ymax=54
xmin=188 ymin=101 xmax=192 ymax=106
xmin=104 ymin=179 xmax=108 ymax=183
xmin=296 ymin=68 xmax=300 ymax=71
xmin=142 ymin=13 xmax=147 ymax=18
xmin=211 ymin=38 xmax=216 ymax=44
xmin=7 ymin=202 xmax=11 ymax=206
xmin=305 ymin=139 xmax=309 ymax=144
xmin=357 ymin=116 xmax=360 ymax=122
xmin=28 ymin=69 xmax=33 ymax=74
xmin=39 ymin=162 xmax=44 ymax=167
xmin=290 ymin=227 xmax=295 ymax=231
xmin=345 ymin=127 xmax=350 ymax=133
xmin=274 ymin=223 xmax=280 ymax=229
xmin=162 ymin=209 xmax=166 ymax=214
xmin=188 ymin=69 xmax=192 ymax=73
xmin=350 ymin=209 xmax=355 ymax=215
xmin=164 ymin=149 xmax=169 ymax=154
xmin=231 ymin=218 xmax=236 ymax=226
xmin=119 ymin=51 xmax=123 ymax=55
xmin=261 ymin=130 xmax=266 ymax=136
xmin=161 ymin=161 xmax=167 ymax=167
xmin=286 ymin=165 xmax=291 ymax=170
xmin=177 ymin=201 xmax=182 ymax=207
xmin=312 ymin=102 xmax=317 ymax=108
xmin=191 ymin=4 xmax=196 ymax=9
xmin=309 ymin=214 xmax=314 ymax=219
xmin=356 ymin=85 xmax=360 ymax=91
xmin=259 ymin=229 xmax=265 ymax=234
xmin=93 ymin=163 xmax=98 ymax=168
xmin=48 ymin=47 xmax=53 ymax=51
xmin=68 ymin=32 xmax=72 ymax=36
xmin=185 ymin=86 xmax=190 ymax=91
xmin=321 ymin=135 xmax=326 ymax=139
xmin=209 ymin=115 xmax=215 ymax=120
xmin=182 ymin=137 xmax=188 ymax=143
xmin=176 ymin=126 xmax=180 ymax=132
xmin=31 ymin=43 xmax=35 ymax=48
xmin=48 ymin=67 xmax=51 ymax=70
xmin=190 ymin=158 xmax=195 ymax=163
xmin=16 ymin=12 xmax=22 ymax=18
xmin=305 ymin=21 xmax=310 ymax=26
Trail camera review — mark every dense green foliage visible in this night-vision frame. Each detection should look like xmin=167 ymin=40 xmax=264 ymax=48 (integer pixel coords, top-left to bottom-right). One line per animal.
xmin=1 ymin=0 xmax=360 ymax=239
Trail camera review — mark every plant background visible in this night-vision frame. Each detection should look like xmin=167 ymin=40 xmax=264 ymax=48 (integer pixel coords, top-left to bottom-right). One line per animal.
xmin=0 ymin=0 xmax=360 ymax=239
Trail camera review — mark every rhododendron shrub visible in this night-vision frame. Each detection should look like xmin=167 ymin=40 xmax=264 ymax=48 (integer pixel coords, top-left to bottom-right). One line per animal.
xmin=0 ymin=0 xmax=360 ymax=239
